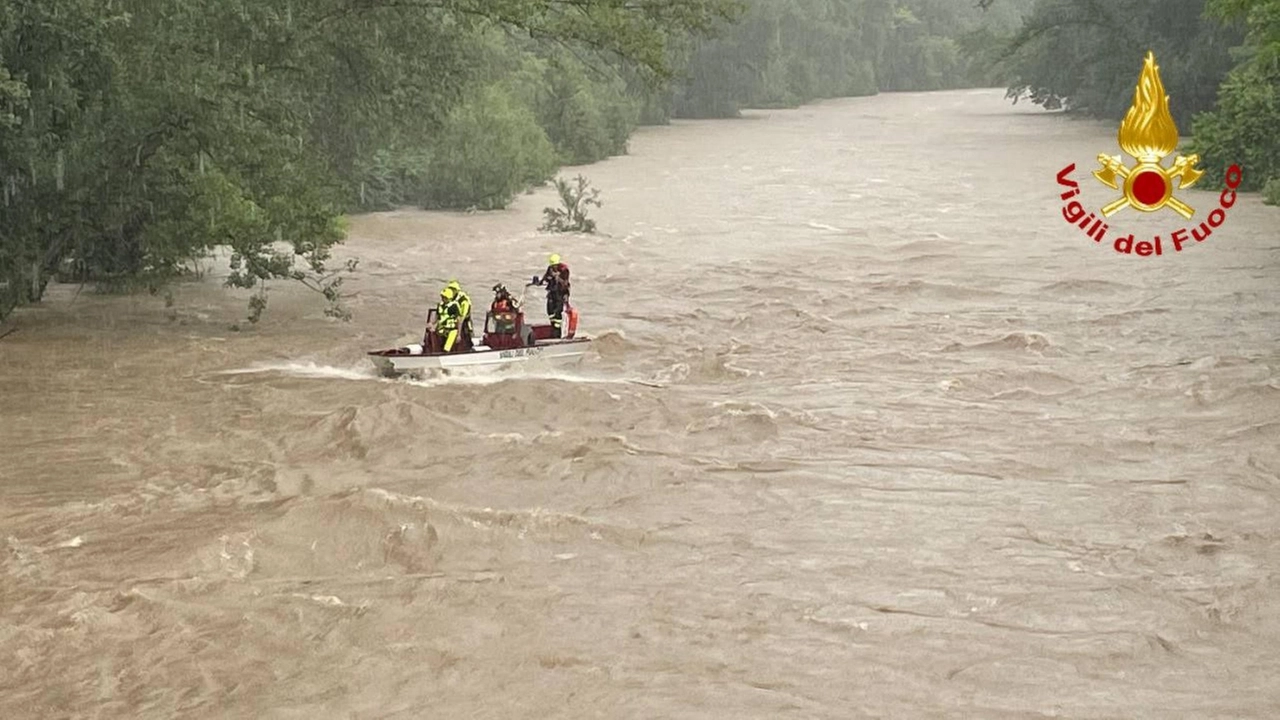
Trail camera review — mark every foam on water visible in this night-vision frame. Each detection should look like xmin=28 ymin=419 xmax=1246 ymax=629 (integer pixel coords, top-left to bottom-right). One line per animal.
xmin=399 ymin=366 xmax=628 ymax=389
xmin=213 ymin=359 xmax=657 ymax=390
xmin=215 ymin=361 xmax=376 ymax=381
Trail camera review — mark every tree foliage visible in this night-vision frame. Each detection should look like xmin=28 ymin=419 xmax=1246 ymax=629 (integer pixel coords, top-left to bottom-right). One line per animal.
xmin=1185 ymin=0 xmax=1280 ymax=195
xmin=982 ymin=0 xmax=1244 ymax=128
xmin=978 ymin=0 xmax=1280 ymax=197
xmin=661 ymin=0 xmax=1029 ymax=118
xmin=0 ymin=0 xmax=741 ymax=323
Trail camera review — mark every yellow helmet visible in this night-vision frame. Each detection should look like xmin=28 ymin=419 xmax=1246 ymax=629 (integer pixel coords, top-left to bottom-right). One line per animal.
xmin=440 ymin=286 xmax=456 ymax=301
xmin=446 ymin=279 xmax=461 ymax=291
xmin=548 ymin=253 xmax=560 ymax=265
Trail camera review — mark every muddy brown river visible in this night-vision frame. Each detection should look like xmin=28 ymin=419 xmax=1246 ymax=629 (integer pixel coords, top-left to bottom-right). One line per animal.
xmin=3 ymin=89 xmax=1279 ymax=719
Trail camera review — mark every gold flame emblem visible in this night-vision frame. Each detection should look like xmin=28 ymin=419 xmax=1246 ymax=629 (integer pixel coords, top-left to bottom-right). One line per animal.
xmin=1092 ymin=51 xmax=1204 ymax=219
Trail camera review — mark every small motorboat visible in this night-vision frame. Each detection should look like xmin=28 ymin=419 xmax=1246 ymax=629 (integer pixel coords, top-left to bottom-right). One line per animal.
xmin=367 ymin=292 xmax=590 ymax=377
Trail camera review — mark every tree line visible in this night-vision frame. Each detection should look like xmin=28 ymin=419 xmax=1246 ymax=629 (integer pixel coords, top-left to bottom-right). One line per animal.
xmin=1 ymin=0 xmax=1273 ymax=323
xmin=975 ymin=0 xmax=1280 ymax=201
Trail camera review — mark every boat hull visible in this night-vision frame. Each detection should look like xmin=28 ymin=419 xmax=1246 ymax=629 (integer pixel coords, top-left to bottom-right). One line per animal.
xmin=368 ymin=337 xmax=592 ymax=375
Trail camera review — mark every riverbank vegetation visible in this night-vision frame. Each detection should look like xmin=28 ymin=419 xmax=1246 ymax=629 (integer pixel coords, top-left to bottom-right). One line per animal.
xmin=2 ymin=0 xmax=1275 ymax=323
xmin=977 ymin=0 xmax=1280 ymax=201
xmin=0 ymin=0 xmax=739 ymax=321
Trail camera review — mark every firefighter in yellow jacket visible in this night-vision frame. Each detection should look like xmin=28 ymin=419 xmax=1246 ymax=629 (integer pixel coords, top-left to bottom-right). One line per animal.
xmin=445 ymin=280 xmax=472 ymax=343
xmin=436 ymin=284 xmax=470 ymax=352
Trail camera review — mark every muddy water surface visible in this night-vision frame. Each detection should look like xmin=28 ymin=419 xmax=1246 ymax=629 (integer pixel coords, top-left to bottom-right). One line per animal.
xmin=3 ymin=89 xmax=1280 ymax=719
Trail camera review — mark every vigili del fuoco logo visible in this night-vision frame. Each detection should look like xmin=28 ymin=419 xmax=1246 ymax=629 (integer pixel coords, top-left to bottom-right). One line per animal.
xmin=1055 ymin=51 xmax=1243 ymax=257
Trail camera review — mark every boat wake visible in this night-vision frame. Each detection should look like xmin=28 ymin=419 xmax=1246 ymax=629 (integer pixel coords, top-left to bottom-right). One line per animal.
xmin=210 ymin=360 xmax=665 ymax=389
xmin=214 ymin=361 xmax=375 ymax=381
xmin=399 ymin=367 xmax=629 ymax=389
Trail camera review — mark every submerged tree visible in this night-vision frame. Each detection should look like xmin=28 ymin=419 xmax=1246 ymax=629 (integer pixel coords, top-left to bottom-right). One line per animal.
xmin=540 ymin=175 xmax=602 ymax=234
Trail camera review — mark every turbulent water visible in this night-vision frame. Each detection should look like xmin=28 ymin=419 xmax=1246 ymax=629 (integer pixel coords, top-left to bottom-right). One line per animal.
xmin=3 ymin=89 xmax=1279 ymax=719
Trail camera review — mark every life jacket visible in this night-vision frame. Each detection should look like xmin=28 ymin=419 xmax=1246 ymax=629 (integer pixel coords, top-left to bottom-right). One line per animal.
xmin=436 ymin=298 xmax=461 ymax=328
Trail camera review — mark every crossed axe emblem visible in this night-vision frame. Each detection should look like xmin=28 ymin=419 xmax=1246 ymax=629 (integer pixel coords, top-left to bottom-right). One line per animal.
xmin=1092 ymin=153 xmax=1205 ymax=220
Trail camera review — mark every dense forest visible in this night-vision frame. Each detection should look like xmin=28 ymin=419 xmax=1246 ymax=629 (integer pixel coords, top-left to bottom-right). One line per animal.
xmin=1 ymin=0 xmax=1276 ymax=322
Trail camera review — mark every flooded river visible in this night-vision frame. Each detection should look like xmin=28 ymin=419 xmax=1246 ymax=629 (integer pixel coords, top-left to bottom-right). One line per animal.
xmin=3 ymin=89 xmax=1279 ymax=718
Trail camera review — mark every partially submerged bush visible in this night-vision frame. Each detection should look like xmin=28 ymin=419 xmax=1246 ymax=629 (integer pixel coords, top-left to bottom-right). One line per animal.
xmin=540 ymin=175 xmax=602 ymax=233
xmin=1264 ymin=178 xmax=1280 ymax=207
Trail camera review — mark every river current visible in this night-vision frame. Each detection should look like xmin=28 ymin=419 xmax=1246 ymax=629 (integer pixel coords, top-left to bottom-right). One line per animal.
xmin=3 ymin=89 xmax=1279 ymax=718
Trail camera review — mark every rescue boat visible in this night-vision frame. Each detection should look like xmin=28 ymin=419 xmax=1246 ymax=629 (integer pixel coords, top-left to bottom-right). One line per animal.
xmin=367 ymin=296 xmax=589 ymax=376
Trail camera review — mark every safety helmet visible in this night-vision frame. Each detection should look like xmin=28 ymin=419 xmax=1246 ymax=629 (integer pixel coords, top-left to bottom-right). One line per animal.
xmin=446 ymin=279 xmax=461 ymax=292
xmin=440 ymin=286 xmax=456 ymax=301
xmin=492 ymin=283 xmax=507 ymax=294
xmin=548 ymin=254 xmax=560 ymax=265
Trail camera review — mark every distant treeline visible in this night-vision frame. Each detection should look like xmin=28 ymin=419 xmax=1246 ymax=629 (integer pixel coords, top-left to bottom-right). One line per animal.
xmin=662 ymin=0 xmax=1034 ymax=118
xmin=975 ymin=0 xmax=1280 ymax=200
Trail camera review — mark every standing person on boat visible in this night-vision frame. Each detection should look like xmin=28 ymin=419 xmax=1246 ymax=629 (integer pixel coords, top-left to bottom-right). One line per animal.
xmin=436 ymin=284 xmax=466 ymax=352
xmin=446 ymin=279 xmax=473 ymax=342
xmin=530 ymin=253 xmax=570 ymax=338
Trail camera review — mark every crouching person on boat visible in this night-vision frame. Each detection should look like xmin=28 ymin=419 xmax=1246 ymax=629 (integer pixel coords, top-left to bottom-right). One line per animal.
xmin=491 ymin=283 xmax=536 ymax=346
xmin=490 ymin=283 xmax=520 ymax=333
xmin=436 ymin=285 xmax=467 ymax=352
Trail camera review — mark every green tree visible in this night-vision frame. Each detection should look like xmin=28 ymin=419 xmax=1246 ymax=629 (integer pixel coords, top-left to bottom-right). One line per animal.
xmin=989 ymin=0 xmax=1242 ymax=127
xmin=1185 ymin=0 xmax=1280 ymax=196
xmin=421 ymin=82 xmax=559 ymax=210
